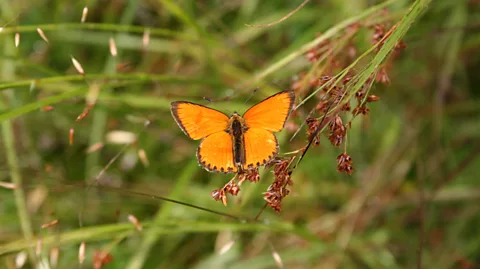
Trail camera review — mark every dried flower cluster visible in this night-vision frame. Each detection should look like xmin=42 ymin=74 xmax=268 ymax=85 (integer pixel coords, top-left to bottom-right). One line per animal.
xmin=371 ymin=23 xmax=407 ymax=55
xmin=337 ymin=152 xmax=353 ymax=175
xmin=208 ymin=158 xmax=293 ymax=212
xmin=211 ymin=169 xmax=260 ymax=205
xmin=242 ymin=168 xmax=261 ymax=183
xmin=328 ymin=115 xmax=347 ymax=147
xmin=93 ymin=250 xmax=113 ymax=269
xmin=370 ymin=17 xmax=407 ymax=85
xmin=306 ymin=117 xmax=321 ymax=146
xmin=211 ymin=185 xmax=235 ymax=206
xmin=263 ymin=158 xmax=294 ymax=212
xmin=352 ymin=89 xmax=381 ymax=116
xmin=293 ymin=23 xmax=362 ymax=95
xmin=211 ymin=169 xmax=261 ymax=206
xmin=290 ymin=11 xmax=406 ymax=184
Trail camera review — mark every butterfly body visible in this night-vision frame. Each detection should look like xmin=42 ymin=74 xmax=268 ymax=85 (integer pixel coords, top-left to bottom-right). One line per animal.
xmin=227 ymin=113 xmax=248 ymax=168
xmin=171 ymin=90 xmax=295 ymax=173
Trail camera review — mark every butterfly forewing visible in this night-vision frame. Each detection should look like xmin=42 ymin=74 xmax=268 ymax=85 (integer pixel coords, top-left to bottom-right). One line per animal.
xmin=197 ymin=131 xmax=238 ymax=173
xmin=171 ymin=102 xmax=229 ymax=140
xmin=243 ymin=128 xmax=278 ymax=170
xmin=243 ymin=90 xmax=295 ymax=132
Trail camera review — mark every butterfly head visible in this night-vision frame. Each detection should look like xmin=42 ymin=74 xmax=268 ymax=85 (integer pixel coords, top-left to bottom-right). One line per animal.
xmin=228 ymin=113 xmax=244 ymax=125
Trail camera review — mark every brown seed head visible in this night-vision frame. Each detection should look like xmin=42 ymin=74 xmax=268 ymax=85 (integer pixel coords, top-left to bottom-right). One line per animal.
xmin=367 ymin=95 xmax=380 ymax=102
xmin=128 ymin=214 xmax=143 ymax=231
xmin=352 ymin=105 xmax=370 ymax=116
xmin=328 ymin=115 xmax=346 ymax=147
xmin=41 ymin=219 xmax=59 ymax=229
xmin=246 ymin=168 xmax=260 ymax=182
xmin=306 ymin=117 xmax=320 ymax=146
xmin=211 ymin=189 xmax=224 ymax=201
xmin=224 ymin=181 xmax=240 ymax=196
xmin=342 ymin=102 xmax=351 ymax=111
xmin=69 ymin=128 xmax=75 ymax=145
xmin=93 ymin=250 xmax=113 ymax=269
xmin=264 ymin=158 xmax=294 ymax=212
xmin=315 ymin=100 xmax=329 ymax=113
xmin=355 ymin=90 xmax=365 ymax=101
xmin=337 ymin=152 xmax=354 ymax=175
xmin=42 ymin=105 xmax=55 ymax=112
xmin=376 ymin=65 xmax=390 ymax=85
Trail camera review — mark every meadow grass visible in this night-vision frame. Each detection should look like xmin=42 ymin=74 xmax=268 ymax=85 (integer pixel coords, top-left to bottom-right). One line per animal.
xmin=1 ymin=0 xmax=480 ymax=268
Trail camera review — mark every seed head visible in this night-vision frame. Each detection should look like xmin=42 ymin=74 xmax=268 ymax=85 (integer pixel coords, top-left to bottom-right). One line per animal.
xmin=337 ymin=152 xmax=354 ymax=175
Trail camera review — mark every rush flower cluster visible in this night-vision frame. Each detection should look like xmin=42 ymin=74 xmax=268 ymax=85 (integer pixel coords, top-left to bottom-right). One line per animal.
xmin=328 ymin=115 xmax=347 ymax=147
xmin=263 ymin=158 xmax=294 ymax=212
xmin=290 ymin=9 xmax=406 ymax=186
xmin=337 ymin=152 xmax=353 ymax=175
xmin=211 ymin=169 xmax=260 ymax=206
xmin=211 ymin=180 xmax=240 ymax=206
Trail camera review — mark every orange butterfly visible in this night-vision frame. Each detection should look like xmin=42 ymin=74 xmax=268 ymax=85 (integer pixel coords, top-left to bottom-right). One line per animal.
xmin=171 ymin=90 xmax=295 ymax=173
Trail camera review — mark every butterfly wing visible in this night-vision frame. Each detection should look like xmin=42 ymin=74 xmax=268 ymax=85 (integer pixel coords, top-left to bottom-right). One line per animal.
xmin=243 ymin=90 xmax=295 ymax=132
xmin=243 ymin=127 xmax=278 ymax=170
xmin=171 ymin=102 xmax=229 ymax=140
xmin=197 ymin=131 xmax=237 ymax=173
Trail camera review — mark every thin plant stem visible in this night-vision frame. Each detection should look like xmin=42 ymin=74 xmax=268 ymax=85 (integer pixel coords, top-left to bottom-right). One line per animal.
xmin=85 ymin=0 xmax=138 ymax=179
xmin=0 ymin=73 xmax=223 ymax=92
xmin=0 ymin=23 xmax=192 ymax=40
xmin=247 ymin=0 xmax=398 ymax=86
xmin=245 ymin=0 xmax=310 ymax=28
xmin=0 ymin=1 xmax=36 ymax=264
xmin=0 ymin=121 xmax=36 ymax=262
xmin=126 ymin=159 xmax=198 ymax=269
xmin=416 ymin=158 xmax=425 ymax=269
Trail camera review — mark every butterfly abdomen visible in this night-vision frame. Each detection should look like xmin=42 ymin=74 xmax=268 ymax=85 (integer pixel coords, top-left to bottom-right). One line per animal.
xmin=230 ymin=115 xmax=247 ymax=169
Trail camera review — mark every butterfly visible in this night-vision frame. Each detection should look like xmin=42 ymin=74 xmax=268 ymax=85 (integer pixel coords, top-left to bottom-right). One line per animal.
xmin=170 ymin=90 xmax=295 ymax=173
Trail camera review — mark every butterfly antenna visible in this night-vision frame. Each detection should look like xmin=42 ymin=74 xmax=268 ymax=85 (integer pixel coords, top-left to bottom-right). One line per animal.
xmin=244 ymin=88 xmax=259 ymax=104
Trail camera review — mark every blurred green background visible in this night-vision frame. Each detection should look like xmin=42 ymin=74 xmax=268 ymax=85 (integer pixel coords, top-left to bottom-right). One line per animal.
xmin=1 ymin=0 xmax=479 ymax=268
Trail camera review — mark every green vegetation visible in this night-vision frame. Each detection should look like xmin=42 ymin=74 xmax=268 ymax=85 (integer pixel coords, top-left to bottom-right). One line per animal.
xmin=1 ymin=0 xmax=479 ymax=268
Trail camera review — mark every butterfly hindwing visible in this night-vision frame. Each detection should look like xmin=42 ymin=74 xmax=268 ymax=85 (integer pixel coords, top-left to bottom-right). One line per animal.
xmin=197 ymin=131 xmax=237 ymax=173
xmin=243 ymin=127 xmax=278 ymax=170
xmin=171 ymin=102 xmax=229 ymax=140
xmin=243 ymin=90 xmax=295 ymax=132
